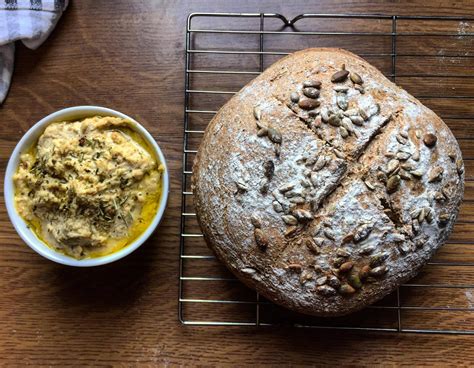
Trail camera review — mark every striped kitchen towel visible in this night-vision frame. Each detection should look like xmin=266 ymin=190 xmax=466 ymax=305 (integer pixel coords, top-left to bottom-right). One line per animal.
xmin=0 ymin=0 xmax=68 ymax=104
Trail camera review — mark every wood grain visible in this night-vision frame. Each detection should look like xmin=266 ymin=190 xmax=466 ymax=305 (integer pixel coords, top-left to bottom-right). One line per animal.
xmin=1 ymin=0 xmax=474 ymax=366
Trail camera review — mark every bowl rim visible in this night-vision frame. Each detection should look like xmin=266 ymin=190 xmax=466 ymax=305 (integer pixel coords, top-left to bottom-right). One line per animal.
xmin=4 ymin=105 xmax=170 ymax=267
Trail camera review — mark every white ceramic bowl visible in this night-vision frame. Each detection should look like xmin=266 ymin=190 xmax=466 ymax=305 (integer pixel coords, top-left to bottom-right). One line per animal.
xmin=4 ymin=106 xmax=169 ymax=267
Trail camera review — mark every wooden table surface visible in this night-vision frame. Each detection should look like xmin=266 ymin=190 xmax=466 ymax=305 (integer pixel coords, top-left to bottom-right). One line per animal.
xmin=2 ymin=1 xmax=474 ymax=366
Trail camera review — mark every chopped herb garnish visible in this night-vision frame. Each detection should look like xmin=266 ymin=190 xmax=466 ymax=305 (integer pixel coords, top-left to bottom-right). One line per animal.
xmin=120 ymin=177 xmax=129 ymax=189
xmin=112 ymin=198 xmax=119 ymax=211
xmin=119 ymin=212 xmax=129 ymax=227
xmin=119 ymin=195 xmax=129 ymax=206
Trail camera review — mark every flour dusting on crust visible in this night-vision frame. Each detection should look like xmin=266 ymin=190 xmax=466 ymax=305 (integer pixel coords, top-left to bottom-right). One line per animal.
xmin=192 ymin=48 xmax=464 ymax=316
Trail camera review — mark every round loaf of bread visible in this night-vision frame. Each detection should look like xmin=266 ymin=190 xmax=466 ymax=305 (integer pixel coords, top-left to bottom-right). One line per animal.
xmin=192 ymin=48 xmax=464 ymax=316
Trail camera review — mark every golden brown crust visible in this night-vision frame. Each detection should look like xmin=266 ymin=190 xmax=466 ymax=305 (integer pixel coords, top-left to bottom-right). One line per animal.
xmin=192 ymin=48 xmax=464 ymax=316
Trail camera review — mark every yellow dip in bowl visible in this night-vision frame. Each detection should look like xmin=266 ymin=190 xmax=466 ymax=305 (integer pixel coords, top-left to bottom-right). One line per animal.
xmin=13 ymin=116 xmax=165 ymax=259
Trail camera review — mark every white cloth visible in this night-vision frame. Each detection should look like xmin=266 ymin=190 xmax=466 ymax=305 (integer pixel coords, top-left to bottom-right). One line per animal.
xmin=0 ymin=0 xmax=68 ymax=103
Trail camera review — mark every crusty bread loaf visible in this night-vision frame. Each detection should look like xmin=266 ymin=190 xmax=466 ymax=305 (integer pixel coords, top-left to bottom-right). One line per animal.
xmin=191 ymin=48 xmax=464 ymax=316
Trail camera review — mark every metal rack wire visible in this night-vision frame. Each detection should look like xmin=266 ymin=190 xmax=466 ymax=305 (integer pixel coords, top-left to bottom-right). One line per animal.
xmin=179 ymin=12 xmax=474 ymax=333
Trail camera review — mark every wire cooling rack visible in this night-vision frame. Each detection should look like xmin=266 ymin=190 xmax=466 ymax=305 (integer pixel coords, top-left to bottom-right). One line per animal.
xmin=179 ymin=12 xmax=474 ymax=334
